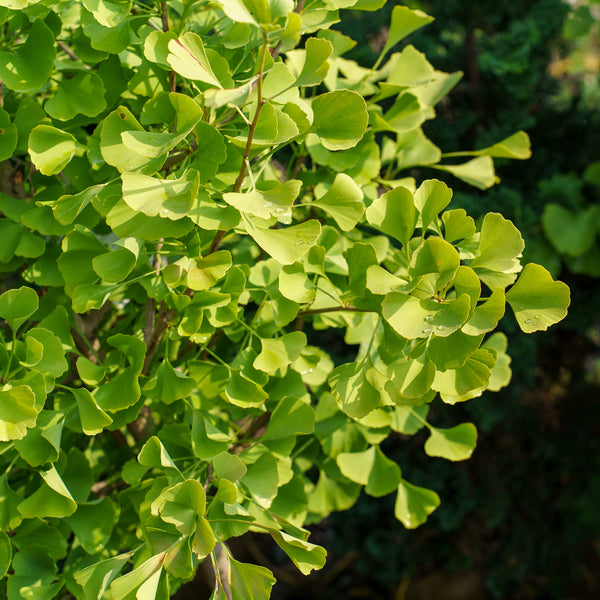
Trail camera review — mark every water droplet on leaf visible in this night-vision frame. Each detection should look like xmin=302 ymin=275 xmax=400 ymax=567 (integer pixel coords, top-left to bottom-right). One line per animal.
xmin=422 ymin=328 xmax=431 ymax=334
xmin=161 ymin=209 xmax=169 ymax=216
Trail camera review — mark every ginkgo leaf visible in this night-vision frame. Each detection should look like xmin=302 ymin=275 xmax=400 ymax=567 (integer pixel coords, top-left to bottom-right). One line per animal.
xmin=394 ymin=479 xmax=440 ymax=529
xmin=506 ymin=263 xmax=570 ymax=333
xmin=424 ymin=423 xmax=478 ymax=461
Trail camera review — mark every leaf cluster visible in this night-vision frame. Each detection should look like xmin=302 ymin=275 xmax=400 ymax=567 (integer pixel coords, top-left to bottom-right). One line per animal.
xmin=0 ymin=1 xmax=570 ymax=598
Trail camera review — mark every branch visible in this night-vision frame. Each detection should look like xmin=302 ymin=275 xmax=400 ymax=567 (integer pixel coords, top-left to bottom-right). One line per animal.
xmin=209 ymin=37 xmax=269 ymax=255
xmin=143 ymin=301 xmax=177 ymax=374
xmin=161 ymin=2 xmax=177 ymax=92
xmin=297 ymin=305 xmax=374 ymax=317
xmin=57 ymin=41 xmax=83 ymax=62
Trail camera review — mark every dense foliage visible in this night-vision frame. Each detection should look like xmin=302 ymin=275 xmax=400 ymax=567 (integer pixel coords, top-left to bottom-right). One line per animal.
xmin=324 ymin=1 xmax=600 ymax=598
xmin=0 ymin=1 xmax=570 ymax=599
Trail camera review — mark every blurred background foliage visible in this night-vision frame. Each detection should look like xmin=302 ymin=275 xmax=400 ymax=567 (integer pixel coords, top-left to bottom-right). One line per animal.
xmin=175 ymin=1 xmax=600 ymax=599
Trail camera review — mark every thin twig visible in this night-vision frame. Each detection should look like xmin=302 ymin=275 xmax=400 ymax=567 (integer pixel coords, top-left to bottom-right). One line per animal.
xmin=143 ymin=302 xmax=178 ymax=374
xmin=209 ymin=37 xmax=269 ymax=255
xmin=297 ymin=305 xmax=373 ymax=317
xmin=161 ymin=2 xmax=177 ymax=92
xmin=57 ymin=41 xmax=82 ymax=62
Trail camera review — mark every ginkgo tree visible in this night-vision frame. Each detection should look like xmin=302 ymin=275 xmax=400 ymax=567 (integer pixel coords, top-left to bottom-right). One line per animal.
xmin=0 ymin=0 xmax=569 ymax=599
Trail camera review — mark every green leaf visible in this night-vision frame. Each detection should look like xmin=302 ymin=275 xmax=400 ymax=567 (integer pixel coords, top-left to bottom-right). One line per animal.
xmin=100 ymin=107 xmax=166 ymax=175
xmin=0 ymin=286 xmax=38 ymax=332
xmin=380 ymin=6 xmax=434 ymax=60
xmin=0 ymin=107 xmax=17 ymax=161
xmin=470 ymin=212 xmax=524 ymax=274
xmin=279 ymin=262 xmax=314 ymax=303
xmin=262 ymin=396 xmax=315 ymax=440
xmin=394 ymin=479 xmax=440 ymax=528
xmin=426 ymin=330 xmax=484 ymax=371
xmin=287 ymin=37 xmax=332 ymax=87
xmin=442 ymin=209 xmax=476 ymax=243
xmin=506 ymin=263 xmax=570 ymax=333
xmin=223 ymin=180 xmax=301 ymax=220
xmin=253 ymin=331 xmax=307 ymax=373
xmin=75 ymin=551 xmax=135 ymax=600
xmin=391 ymin=405 xmax=429 ymax=435
xmin=144 ymin=359 xmax=197 ymax=404
xmin=65 ymin=497 xmax=119 ymax=554
xmin=311 ymin=90 xmax=368 ymax=150
xmin=424 ymin=423 xmax=478 ymax=461
xmin=110 ymin=554 xmax=164 ymax=600
xmin=167 ymin=33 xmax=223 ymax=87
xmin=337 ymin=446 xmax=402 ymax=496
xmin=107 ymin=199 xmax=194 ymax=241
xmin=0 ymin=473 xmax=22 ymax=531
xmin=382 ymin=293 xmax=471 ymax=339
xmin=462 ymin=288 xmax=506 ymax=335
xmin=25 ymin=327 xmax=69 ymax=379
xmin=215 ymin=0 xmax=259 ymax=25
xmin=45 ymin=72 xmax=107 ymax=120
xmin=270 ymin=531 xmax=327 ymax=575
xmin=0 ymin=530 xmax=11 ymax=579
xmin=410 ymin=237 xmax=460 ymax=292
xmin=312 ymin=173 xmax=364 ymax=231
xmin=433 ymin=156 xmax=499 ymax=190
xmin=432 ymin=348 xmax=495 ymax=402
xmin=414 ymin=179 xmax=452 ymax=230
xmin=14 ymin=410 xmax=63 ymax=466
xmin=0 ymin=20 xmax=56 ymax=92
xmin=365 ymin=186 xmax=416 ymax=245
xmin=329 ymin=361 xmax=381 ymax=418
xmin=244 ymin=215 xmax=321 ymax=265
xmin=29 ymin=125 xmax=80 ymax=176
xmin=192 ymin=413 xmax=231 ymax=459
xmin=81 ymin=6 xmax=130 ymax=52
xmin=7 ymin=546 xmax=60 ymax=600
xmin=70 ymin=386 xmax=113 ymax=435
xmin=92 ymin=245 xmax=137 ymax=283
xmin=388 ymin=351 xmax=435 ymax=398
xmin=138 ymin=436 xmax=179 ymax=472
xmin=153 ymin=479 xmax=207 ymax=535
xmin=213 ymin=451 xmax=247 ymax=481
xmin=50 ymin=184 xmax=107 ymax=226
xmin=225 ymin=369 xmax=268 ymax=408
xmin=478 ymin=131 xmax=531 ymax=159
xmin=229 ymin=557 xmax=276 ymax=600
xmin=18 ymin=465 xmax=77 ymax=518
xmin=0 ymin=385 xmax=39 ymax=442
xmin=82 ymin=0 xmax=132 ymax=27
xmin=483 ymin=333 xmax=512 ymax=392
xmin=122 ymin=171 xmax=199 ymax=220
xmin=444 ymin=131 xmax=531 ymax=160
xmin=240 ymin=452 xmax=280 ymax=508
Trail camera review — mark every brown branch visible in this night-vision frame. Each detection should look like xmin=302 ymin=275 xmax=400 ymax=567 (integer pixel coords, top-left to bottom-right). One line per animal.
xmin=161 ymin=2 xmax=177 ymax=93
xmin=143 ymin=299 xmax=156 ymax=346
xmin=57 ymin=41 xmax=82 ymax=62
xmin=127 ymin=405 xmax=154 ymax=442
xmin=271 ymin=0 xmax=306 ymax=60
xmin=160 ymin=1 xmax=169 ymax=32
xmin=143 ymin=302 xmax=178 ymax=374
xmin=199 ymin=329 xmax=224 ymax=360
xmin=297 ymin=305 xmax=373 ymax=317
xmin=209 ymin=37 xmax=269 ymax=255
